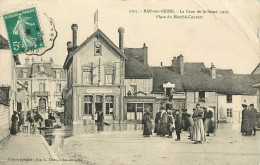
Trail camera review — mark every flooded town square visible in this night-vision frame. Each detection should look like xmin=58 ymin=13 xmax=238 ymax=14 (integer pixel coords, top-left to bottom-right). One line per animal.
xmin=0 ymin=1 xmax=259 ymax=165
xmin=38 ymin=121 xmax=260 ymax=165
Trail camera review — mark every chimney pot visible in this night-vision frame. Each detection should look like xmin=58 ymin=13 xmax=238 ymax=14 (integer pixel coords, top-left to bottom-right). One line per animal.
xmin=210 ymin=62 xmax=216 ymax=79
xmin=31 ymin=57 xmax=34 ymax=63
xmin=177 ymin=54 xmax=184 ymax=75
xmin=143 ymin=43 xmax=148 ymax=65
xmin=160 ymin=62 xmax=163 ymax=66
xmin=67 ymin=41 xmax=73 ymax=54
xmin=71 ymin=24 xmax=78 ymax=48
xmin=118 ymin=27 xmax=125 ymax=49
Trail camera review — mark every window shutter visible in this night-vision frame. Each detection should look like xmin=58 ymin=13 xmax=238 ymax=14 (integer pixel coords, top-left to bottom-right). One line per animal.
xmin=194 ymin=92 xmax=198 ymax=103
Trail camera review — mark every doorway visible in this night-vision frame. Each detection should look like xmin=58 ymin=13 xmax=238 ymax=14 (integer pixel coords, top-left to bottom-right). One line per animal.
xmin=39 ymin=98 xmax=46 ymax=110
xmin=95 ymin=103 xmax=102 ymax=113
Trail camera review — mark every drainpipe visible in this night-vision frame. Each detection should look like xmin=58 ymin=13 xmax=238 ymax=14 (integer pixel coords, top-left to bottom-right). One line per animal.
xmin=216 ymin=93 xmax=219 ymax=129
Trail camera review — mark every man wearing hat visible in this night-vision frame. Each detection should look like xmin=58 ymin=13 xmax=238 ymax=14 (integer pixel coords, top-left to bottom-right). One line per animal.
xmin=249 ymin=104 xmax=257 ymax=135
xmin=241 ymin=104 xmax=250 ymax=135
xmin=174 ymin=109 xmax=182 ymax=141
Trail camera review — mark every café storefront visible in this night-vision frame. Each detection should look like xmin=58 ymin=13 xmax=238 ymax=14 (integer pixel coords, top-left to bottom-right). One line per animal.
xmin=124 ymin=96 xmax=156 ymax=121
xmin=72 ymin=87 xmax=124 ymax=123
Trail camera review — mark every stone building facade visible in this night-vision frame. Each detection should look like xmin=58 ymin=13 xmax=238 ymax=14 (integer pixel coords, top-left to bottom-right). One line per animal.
xmin=0 ymin=35 xmax=20 ymax=142
xmin=16 ymin=57 xmax=66 ymax=116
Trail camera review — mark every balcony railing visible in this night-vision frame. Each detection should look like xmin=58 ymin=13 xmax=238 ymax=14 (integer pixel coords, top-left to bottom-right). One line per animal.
xmin=34 ymin=91 xmax=49 ymax=96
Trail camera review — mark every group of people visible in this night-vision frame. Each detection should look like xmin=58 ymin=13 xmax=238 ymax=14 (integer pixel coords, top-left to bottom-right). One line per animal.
xmin=241 ymin=104 xmax=257 ymax=136
xmin=94 ymin=110 xmax=104 ymax=131
xmin=10 ymin=110 xmax=56 ymax=135
xmin=142 ymin=103 xmax=214 ymax=144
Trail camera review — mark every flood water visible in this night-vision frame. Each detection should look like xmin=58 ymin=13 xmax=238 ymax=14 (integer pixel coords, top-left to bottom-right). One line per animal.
xmin=40 ymin=119 xmax=241 ymax=154
xmin=40 ymin=121 xmax=144 ymax=152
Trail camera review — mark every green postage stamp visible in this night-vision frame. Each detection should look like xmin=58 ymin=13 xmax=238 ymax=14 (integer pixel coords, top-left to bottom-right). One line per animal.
xmin=3 ymin=7 xmax=45 ymax=55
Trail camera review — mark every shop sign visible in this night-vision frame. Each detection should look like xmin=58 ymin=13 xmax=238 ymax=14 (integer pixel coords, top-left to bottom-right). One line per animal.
xmin=85 ymin=89 xmax=112 ymax=93
xmin=124 ymin=99 xmax=155 ymax=102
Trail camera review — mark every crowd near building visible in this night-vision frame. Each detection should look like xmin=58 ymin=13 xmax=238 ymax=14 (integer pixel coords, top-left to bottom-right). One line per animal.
xmin=62 ymin=25 xmax=260 ymax=125
xmin=0 ymin=23 xmax=259 ymax=141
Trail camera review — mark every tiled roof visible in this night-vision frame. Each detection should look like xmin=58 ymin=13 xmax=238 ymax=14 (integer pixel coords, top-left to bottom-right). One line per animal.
xmin=150 ymin=66 xmax=184 ymax=92
xmin=125 ymin=54 xmax=153 ymax=79
xmin=151 ymin=62 xmax=260 ymax=95
xmin=124 ymin=48 xmax=144 ymax=64
xmin=251 ymin=63 xmax=260 ymax=74
xmin=0 ymin=35 xmax=9 ymax=49
xmin=0 ymin=87 xmax=10 ymax=106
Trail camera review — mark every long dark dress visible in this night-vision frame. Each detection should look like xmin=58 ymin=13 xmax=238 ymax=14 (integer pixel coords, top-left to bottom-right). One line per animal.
xmin=159 ymin=111 xmax=168 ymax=136
xmin=204 ymin=110 xmax=213 ymax=133
xmin=10 ymin=114 xmax=19 ymax=135
xmin=143 ymin=112 xmax=152 ymax=136
xmin=249 ymin=108 xmax=257 ymax=130
xmin=154 ymin=112 xmax=161 ymax=133
xmin=241 ymin=109 xmax=250 ymax=133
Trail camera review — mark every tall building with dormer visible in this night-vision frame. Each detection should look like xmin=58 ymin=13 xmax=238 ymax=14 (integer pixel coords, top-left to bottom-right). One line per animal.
xmin=16 ymin=57 xmax=66 ymax=114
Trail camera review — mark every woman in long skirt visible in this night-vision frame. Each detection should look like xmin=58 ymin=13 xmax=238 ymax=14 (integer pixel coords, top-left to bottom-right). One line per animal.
xmin=143 ymin=109 xmax=152 ymax=137
xmin=241 ymin=105 xmax=250 ymax=135
xmin=10 ymin=111 xmax=19 ymax=135
xmin=159 ymin=108 xmax=169 ymax=136
xmin=192 ymin=104 xmax=206 ymax=144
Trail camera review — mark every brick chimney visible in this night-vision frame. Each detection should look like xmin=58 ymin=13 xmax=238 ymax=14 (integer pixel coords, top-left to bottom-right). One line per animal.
xmin=50 ymin=57 xmax=54 ymax=63
xmin=118 ymin=27 xmax=125 ymax=49
xmin=210 ymin=63 xmax=216 ymax=79
xmin=143 ymin=43 xmax=148 ymax=65
xmin=31 ymin=57 xmax=34 ymax=63
xmin=25 ymin=57 xmax=30 ymax=65
xmin=71 ymin=24 xmax=78 ymax=48
xmin=177 ymin=54 xmax=184 ymax=75
xmin=171 ymin=57 xmax=177 ymax=71
xmin=160 ymin=62 xmax=163 ymax=66
xmin=67 ymin=41 xmax=73 ymax=54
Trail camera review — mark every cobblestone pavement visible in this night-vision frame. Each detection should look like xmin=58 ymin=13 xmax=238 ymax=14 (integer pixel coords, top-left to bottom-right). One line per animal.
xmin=49 ymin=124 xmax=260 ymax=165
xmin=0 ymin=133 xmax=59 ymax=165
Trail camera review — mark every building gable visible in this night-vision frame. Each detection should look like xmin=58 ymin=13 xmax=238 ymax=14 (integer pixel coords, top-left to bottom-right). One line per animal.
xmin=63 ymin=29 xmax=127 ymax=70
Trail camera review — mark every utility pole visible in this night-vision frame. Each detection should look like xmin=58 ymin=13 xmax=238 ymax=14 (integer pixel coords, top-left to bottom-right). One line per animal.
xmin=98 ymin=58 xmax=101 ymax=87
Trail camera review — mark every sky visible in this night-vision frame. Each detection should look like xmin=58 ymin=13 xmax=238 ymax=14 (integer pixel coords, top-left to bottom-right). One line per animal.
xmin=0 ymin=0 xmax=259 ymax=74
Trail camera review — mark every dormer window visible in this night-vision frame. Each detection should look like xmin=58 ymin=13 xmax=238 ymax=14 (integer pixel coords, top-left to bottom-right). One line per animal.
xmin=94 ymin=41 xmax=102 ymax=56
xmin=226 ymin=94 xmax=232 ymax=103
xmin=55 ymin=70 xmax=61 ymax=79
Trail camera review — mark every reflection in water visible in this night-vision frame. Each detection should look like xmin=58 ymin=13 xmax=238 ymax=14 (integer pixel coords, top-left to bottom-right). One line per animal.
xmin=40 ymin=123 xmax=143 ymax=150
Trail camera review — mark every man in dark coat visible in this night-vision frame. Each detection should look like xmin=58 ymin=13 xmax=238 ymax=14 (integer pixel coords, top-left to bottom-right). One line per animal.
xmin=154 ymin=110 xmax=161 ymax=134
xmin=97 ymin=111 xmax=104 ymax=131
xmin=174 ymin=109 xmax=182 ymax=141
xmin=249 ymin=104 xmax=257 ymax=135
xmin=143 ymin=109 xmax=152 ymax=137
xmin=241 ymin=104 xmax=250 ymax=135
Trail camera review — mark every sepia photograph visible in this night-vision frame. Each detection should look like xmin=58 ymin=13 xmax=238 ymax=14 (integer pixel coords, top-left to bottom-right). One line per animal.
xmin=0 ymin=0 xmax=259 ymax=164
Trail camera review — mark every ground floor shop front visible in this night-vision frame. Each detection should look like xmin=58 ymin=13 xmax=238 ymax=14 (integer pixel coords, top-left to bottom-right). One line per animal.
xmin=124 ymin=96 xmax=156 ymax=121
xmin=63 ymin=86 xmax=125 ymax=124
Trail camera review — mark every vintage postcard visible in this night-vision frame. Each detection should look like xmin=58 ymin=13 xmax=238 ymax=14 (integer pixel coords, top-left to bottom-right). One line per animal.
xmin=0 ymin=0 xmax=259 ymax=165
